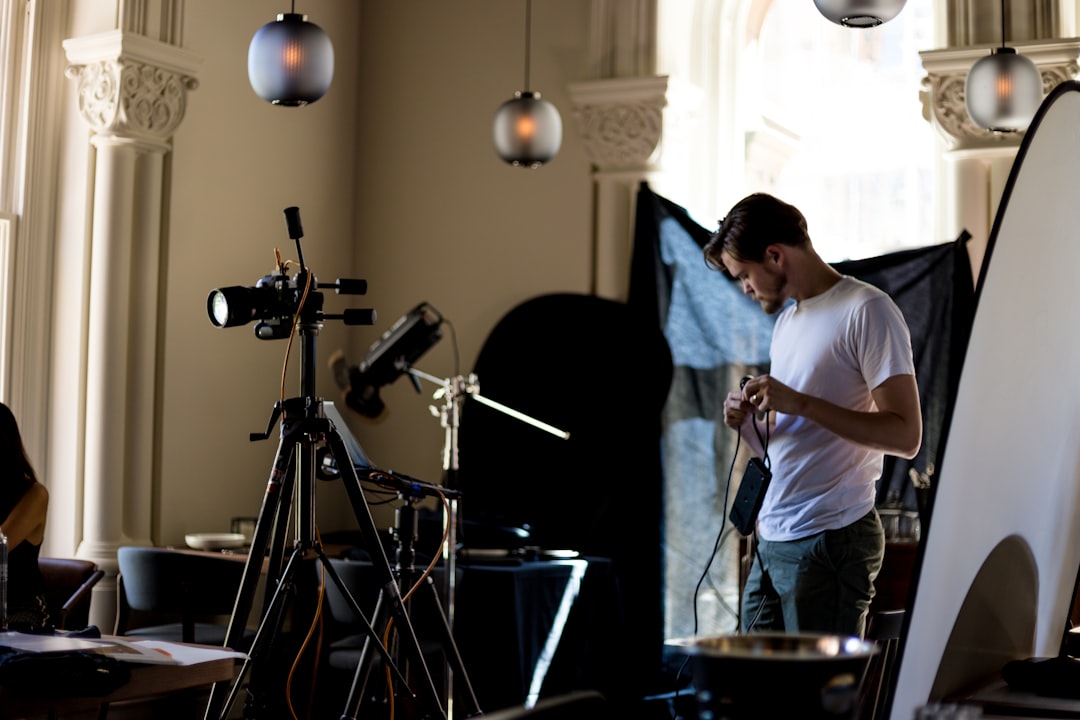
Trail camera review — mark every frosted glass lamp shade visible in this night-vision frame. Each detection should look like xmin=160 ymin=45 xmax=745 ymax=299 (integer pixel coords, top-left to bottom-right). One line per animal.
xmin=813 ymin=0 xmax=907 ymax=27
xmin=248 ymin=13 xmax=334 ymax=107
xmin=965 ymin=48 xmax=1043 ymax=133
xmin=493 ymin=91 xmax=563 ymax=168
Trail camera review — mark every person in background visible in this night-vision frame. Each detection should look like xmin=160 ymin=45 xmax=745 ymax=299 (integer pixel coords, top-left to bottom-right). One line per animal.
xmin=707 ymin=193 xmax=921 ymax=637
xmin=0 ymin=402 xmax=50 ymax=630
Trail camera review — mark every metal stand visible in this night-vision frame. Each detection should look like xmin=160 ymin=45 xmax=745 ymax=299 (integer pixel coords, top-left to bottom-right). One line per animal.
xmin=200 ymin=206 xmax=456 ymax=719
xmin=340 ymin=470 xmax=481 ymax=718
xmin=405 ymin=368 xmax=570 ymax=719
xmin=202 ymin=321 xmax=447 ymax=719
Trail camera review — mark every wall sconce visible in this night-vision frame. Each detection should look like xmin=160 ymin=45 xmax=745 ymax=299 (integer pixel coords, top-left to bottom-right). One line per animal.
xmin=813 ymin=0 xmax=907 ymax=28
xmin=493 ymin=0 xmax=562 ymax=168
xmin=248 ymin=2 xmax=334 ymax=107
xmin=964 ymin=0 xmax=1043 ymax=133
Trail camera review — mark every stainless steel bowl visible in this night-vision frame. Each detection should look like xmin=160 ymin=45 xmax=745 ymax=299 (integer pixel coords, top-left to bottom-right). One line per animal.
xmin=667 ymin=633 xmax=878 ymax=719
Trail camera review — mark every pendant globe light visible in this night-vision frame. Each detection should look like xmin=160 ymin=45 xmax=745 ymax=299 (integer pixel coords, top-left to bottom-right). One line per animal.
xmin=248 ymin=1 xmax=334 ymax=107
xmin=813 ymin=0 xmax=907 ymax=28
xmin=964 ymin=0 xmax=1043 ymax=133
xmin=493 ymin=0 xmax=563 ymax=168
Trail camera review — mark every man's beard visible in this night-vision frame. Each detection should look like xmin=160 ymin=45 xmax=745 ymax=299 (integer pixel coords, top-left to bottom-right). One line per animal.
xmin=756 ymin=270 xmax=787 ymax=314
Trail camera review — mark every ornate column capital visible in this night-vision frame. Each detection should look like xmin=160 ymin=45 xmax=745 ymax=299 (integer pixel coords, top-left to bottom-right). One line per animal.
xmin=63 ymin=29 xmax=201 ymax=149
xmin=567 ymin=76 xmax=673 ymax=171
xmin=920 ymin=39 xmax=1080 ymax=151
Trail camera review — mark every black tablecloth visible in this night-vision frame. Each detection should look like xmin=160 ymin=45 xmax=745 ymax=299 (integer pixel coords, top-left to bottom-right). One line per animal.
xmin=322 ymin=556 xmax=623 ymax=713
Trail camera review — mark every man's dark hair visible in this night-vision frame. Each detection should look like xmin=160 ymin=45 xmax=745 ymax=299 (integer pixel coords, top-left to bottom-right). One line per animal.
xmin=703 ymin=193 xmax=811 ymax=269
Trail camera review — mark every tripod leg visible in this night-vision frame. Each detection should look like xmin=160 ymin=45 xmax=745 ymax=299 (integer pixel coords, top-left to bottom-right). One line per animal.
xmin=317 ymin=552 xmax=413 ymax=690
xmin=205 ymin=432 xmax=297 ymax=720
xmin=394 ymin=496 xmax=481 ymax=718
xmin=336 ymin=581 xmax=389 ymax=718
xmin=216 ymin=545 xmax=304 ymax=719
xmin=415 ymin=574 xmax=482 ymax=716
xmin=325 ymin=430 xmax=447 ymax=719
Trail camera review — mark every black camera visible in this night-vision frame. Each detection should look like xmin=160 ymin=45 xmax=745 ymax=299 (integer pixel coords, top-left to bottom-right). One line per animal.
xmin=208 ymin=270 xmax=325 ymax=340
xmin=207 ymin=206 xmax=374 ymax=339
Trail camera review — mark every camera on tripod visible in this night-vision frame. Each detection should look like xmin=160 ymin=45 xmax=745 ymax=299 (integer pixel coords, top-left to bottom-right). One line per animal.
xmin=206 ymin=206 xmax=374 ymax=339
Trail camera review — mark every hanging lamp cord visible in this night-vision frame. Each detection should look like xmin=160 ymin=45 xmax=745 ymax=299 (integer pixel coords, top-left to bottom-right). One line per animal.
xmin=523 ymin=0 xmax=532 ymax=91
xmin=1000 ymin=0 xmax=1006 ymax=48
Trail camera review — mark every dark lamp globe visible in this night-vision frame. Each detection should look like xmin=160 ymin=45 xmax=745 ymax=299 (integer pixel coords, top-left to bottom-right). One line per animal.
xmin=493 ymin=91 xmax=563 ymax=168
xmin=248 ymin=13 xmax=334 ymax=107
xmin=812 ymin=0 xmax=907 ymax=27
xmin=965 ymin=48 xmax=1043 ymax=133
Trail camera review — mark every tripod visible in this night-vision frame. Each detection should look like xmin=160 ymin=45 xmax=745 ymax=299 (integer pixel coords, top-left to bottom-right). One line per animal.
xmin=202 ymin=211 xmax=448 ymax=720
xmin=406 ymin=368 xmax=570 ymax=719
xmin=341 ymin=469 xmax=481 ymax=718
xmin=203 ymin=327 xmax=448 ymax=719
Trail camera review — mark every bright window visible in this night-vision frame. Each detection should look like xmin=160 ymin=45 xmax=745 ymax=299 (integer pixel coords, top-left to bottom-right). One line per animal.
xmin=0 ymin=0 xmax=24 ymax=400
xmin=746 ymin=0 xmax=936 ymax=261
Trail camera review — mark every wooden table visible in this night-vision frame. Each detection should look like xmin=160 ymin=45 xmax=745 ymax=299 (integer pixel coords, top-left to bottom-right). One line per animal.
xmin=0 ymin=643 xmax=236 ymax=719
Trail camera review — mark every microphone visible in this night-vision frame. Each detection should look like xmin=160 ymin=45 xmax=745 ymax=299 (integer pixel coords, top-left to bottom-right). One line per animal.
xmin=740 ymin=375 xmax=754 ymax=390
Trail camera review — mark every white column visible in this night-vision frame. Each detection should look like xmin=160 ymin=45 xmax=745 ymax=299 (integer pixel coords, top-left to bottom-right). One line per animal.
xmin=920 ymin=39 xmax=1080 ymax=285
xmin=568 ymin=75 xmax=700 ymax=301
xmin=63 ymin=29 xmax=199 ymax=629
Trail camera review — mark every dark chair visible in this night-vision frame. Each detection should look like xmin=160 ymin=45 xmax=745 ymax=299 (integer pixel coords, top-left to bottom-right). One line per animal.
xmin=38 ymin=556 xmax=105 ymax=631
xmin=316 ymin=556 xmax=463 ymax=717
xmin=322 ymin=557 xmax=380 ymax=673
xmin=859 ymin=609 xmax=906 ymax=720
xmin=114 ymin=545 xmax=250 ymax=649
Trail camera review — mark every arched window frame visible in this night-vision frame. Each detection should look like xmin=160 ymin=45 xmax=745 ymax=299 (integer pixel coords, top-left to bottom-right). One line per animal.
xmin=656 ymin=0 xmax=939 ymax=261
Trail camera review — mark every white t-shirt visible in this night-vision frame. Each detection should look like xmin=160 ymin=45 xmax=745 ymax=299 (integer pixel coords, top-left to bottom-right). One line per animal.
xmin=757 ymin=275 xmax=915 ymax=541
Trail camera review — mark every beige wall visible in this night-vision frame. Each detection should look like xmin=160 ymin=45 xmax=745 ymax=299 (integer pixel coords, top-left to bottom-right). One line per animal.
xmin=44 ymin=0 xmax=594 ymax=550
xmin=346 ymin=0 xmax=593 ymax=521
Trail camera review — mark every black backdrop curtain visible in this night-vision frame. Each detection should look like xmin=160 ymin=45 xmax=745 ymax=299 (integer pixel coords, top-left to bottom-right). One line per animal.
xmin=627 ymin=183 xmax=975 ymax=640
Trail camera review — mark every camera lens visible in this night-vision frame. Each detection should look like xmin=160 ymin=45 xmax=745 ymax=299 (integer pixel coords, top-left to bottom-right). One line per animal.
xmin=207 ymin=286 xmax=262 ymax=328
xmin=208 ymin=290 xmax=232 ymax=327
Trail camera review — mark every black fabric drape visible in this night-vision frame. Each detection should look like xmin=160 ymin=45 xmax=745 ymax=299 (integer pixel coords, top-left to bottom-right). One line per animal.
xmin=628 ymin=182 xmax=974 ymax=640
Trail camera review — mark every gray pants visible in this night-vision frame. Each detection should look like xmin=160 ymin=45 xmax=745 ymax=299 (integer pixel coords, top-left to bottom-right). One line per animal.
xmin=740 ymin=508 xmax=885 ymax=637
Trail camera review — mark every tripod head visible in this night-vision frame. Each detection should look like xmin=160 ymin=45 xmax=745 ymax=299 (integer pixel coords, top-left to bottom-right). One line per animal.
xmin=206 ymin=206 xmax=379 ymax=437
xmin=207 ymin=206 xmax=376 ymax=340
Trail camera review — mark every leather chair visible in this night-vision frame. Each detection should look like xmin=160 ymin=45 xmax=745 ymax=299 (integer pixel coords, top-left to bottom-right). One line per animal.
xmin=114 ymin=545 xmax=250 ymax=650
xmin=38 ymin=556 xmax=105 ymax=631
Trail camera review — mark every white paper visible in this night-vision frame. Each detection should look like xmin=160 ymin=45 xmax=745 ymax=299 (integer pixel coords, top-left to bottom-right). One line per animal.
xmin=0 ymin=631 xmax=247 ymax=666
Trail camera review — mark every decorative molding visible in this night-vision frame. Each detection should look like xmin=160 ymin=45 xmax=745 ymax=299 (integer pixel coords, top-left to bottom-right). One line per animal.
xmin=63 ymin=29 xmax=200 ymax=146
xmin=568 ymin=76 xmax=670 ymax=170
xmin=921 ymin=39 xmax=1080 ymax=150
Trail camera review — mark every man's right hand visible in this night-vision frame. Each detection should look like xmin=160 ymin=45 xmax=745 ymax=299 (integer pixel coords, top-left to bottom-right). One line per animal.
xmin=723 ymin=390 xmax=753 ymax=428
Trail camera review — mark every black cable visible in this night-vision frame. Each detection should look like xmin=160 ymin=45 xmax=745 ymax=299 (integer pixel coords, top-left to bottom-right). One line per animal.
xmin=750 ymin=408 xmax=770 ymax=469
xmin=668 ymin=384 xmax=773 ymax=719
xmin=744 ymin=405 xmax=772 ymax=633
xmin=668 ymin=416 xmax=744 ymax=719
xmin=744 ymin=534 xmax=769 ymax=633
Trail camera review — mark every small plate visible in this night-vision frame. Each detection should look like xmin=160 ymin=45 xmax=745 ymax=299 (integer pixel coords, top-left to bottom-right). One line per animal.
xmin=185 ymin=532 xmax=247 ymax=551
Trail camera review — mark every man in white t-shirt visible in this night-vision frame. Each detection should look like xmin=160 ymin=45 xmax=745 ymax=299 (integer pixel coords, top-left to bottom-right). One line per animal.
xmin=706 ymin=193 xmax=922 ymax=637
